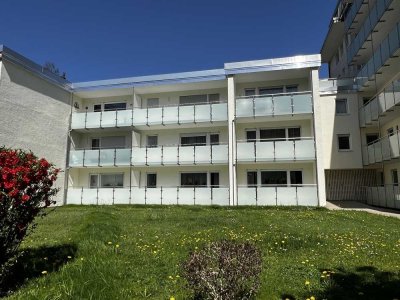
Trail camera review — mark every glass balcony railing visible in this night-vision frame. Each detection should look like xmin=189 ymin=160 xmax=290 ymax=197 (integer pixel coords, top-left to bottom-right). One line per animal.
xmin=237 ymin=185 xmax=318 ymax=206
xmin=66 ymin=187 xmax=230 ymax=206
xmin=71 ymin=102 xmax=228 ymax=130
xmin=345 ymin=0 xmax=365 ymax=31
xmin=359 ymin=77 xmax=400 ymax=127
xmin=236 ymin=138 xmax=315 ymax=162
xmin=319 ymin=78 xmax=356 ymax=93
xmin=363 ymin=185 xmax=400 ymax=209
xmin=362 ymin=131 xmax=400 ymax=165
xmin=356 ymin=22 xmax=400 ymax=88
xmin=235 ymin=92 xmax=313 ymax=118
xmin=69 ymin=144 xmax=229 ymax=167
xmin=347 ymin=0 xmax=394 ymax=64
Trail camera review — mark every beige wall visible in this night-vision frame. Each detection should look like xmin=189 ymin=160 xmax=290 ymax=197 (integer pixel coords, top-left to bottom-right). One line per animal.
xmin=0 ymin=61 xmax=71 ymax=203
xmin=319 ymin=93 xmax=363 ymax=169
xmin=235 ymin=78 xmax=310 ymax=97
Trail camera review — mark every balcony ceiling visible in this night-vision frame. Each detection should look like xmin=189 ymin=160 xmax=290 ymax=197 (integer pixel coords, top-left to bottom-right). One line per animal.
xmin=234 ymin=68 xmax=311 ymax=84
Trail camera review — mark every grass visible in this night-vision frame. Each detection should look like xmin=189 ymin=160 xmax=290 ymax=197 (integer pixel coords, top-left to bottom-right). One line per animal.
xmin=2 ymin=205 xmax=400 ymax=299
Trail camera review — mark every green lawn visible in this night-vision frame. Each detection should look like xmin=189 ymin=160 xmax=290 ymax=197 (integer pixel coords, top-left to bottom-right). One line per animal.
xmin=2 ymin=206 xmax=400 ymax=300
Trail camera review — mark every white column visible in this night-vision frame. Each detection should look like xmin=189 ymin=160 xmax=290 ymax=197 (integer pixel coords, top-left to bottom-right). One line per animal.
xmin=227 ymin=75 xmax=237 ymax=206
xmin=310 ymin=68 xmax=327 ymax=206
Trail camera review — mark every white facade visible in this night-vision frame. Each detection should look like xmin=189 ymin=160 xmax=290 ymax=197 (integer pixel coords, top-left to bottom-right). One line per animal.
xmin=1 ymin=0 xmax=399 ymax=208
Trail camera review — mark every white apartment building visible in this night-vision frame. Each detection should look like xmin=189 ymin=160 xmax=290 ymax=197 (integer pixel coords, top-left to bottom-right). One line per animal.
xmin=0 ymin=0 xmax=399 ymax=208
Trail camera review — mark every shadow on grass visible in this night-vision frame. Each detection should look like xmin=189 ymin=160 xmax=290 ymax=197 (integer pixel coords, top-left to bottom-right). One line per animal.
xmin=0 ymin=244 xmax=77 ymax=297
xmin=282 ymin=266 xmax=400 ymax=300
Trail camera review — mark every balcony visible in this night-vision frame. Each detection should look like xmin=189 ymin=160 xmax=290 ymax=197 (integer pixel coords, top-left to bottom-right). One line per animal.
xmin=235 ymin=92 xmax=313 ymax=119
xmin=356 ymin=22 xmax=400 ymax=88
xmin=363 ymin=185 xmax=400 ymax=209
xmin=319 ymin=78 xmax=356 ymax=94
xmin=359 ymin=77 xmax=400 ymax=127
xmin=362 ymin=131 xmax=400 ymax=165
xmin=344 ymin=0 xmax=366 ymax=31
xmin=347 ymin=0 xmax=395 ymax=64
xmin=69 ymin=144 xmax=229 ymax=167
xmin=236 ymin=138 xmax=315 ymax=163
xmin=66 ymin=187 xmax=230 ymax=206
xmin=237 ymin=185 xmax=318 ymax=206
xmin=71 ymin=102 xmax=228 ymax=130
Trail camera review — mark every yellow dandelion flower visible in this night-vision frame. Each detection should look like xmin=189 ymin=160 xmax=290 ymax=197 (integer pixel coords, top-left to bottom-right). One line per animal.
xmin=305 ymin=280 xmax=310 ymax=285
xmin=170 ymin=297 xmax=175 ymax=300
xmin=115 ymin=244 xmax=120 ymax=248
xmin=41 ymin=271 xmax=47 ymax=275
xmin=107 ymin=242 xmax=112 ymax=245
xmin=310 ymin=297 xmax=315 ymax=300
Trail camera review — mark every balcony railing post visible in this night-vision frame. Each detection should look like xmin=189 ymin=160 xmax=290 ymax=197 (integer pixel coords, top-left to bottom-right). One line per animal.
xmin=83 ymin=149 xmax=86 ymax=167
xmin=114 ymin=148 xmax=117 ymax=166
xmin=291 ymin=94 xmax=294 ymax=116
xmin=275 ymin=186 xmax=278 ymax=206
xmin=100 ymin=110 xmax=103 ymax=129
xmin=115 ymin=110 xmax=119 ymax=128
xmin=296 ymin=186 xmax=299 ymax=206
xmin=162 ymin=106 xmax=165 ymax=126
xmin=84 ymin=110 xmax=88 ymax=130
xmin=253 ymin=141 xmax=256 ymax=163
xmin=145 ymin=187 xmax=147 ymax=205
xmin=193 ymin=186 xmax=196 ymax=205
xmin=293 ymin=140 xmax=296 ymax=161
xmin=112 ymin=187 xmax=115 ymax=205
xmin=210 ymin=144 xmax=213 ymax=165
xmin=131 ymin=107 xmax=134 ymax=127
xmin=146 ymin=107 xmax=149 ymax=127
xmin=210 ymin=102 xmax=213 ymax=123
xmin=255 ymin=186 xmax=258 ymax=206
xmin=194 ymin=104 xmax=197 ymax=124
xmin=80 ymin=187 xmax=83 ymax=205
xmin=98 ymin=148 xmax=101 ymax=167
xmin=161 ymin=145 xmax=164 ymax=166
xmin=96 ymin=187 xmax=99 ymax=205
xmin=145 ymin=146 xmax=148 ymax=166
xmin=272 ymin=96 xmax=275 ymax=117
xmin=177 ymin=145 xmax=180 ymax=165
xmin=273 ymin=141 xmax=276 ymax=162
xmin=178 ymin=106 xmax=180 ymax=125
xmin=177 ymin=186 xmax=179 ymax=205
xmin=252 ymin=96 xmax=255 ymax=119
xmin=161 ymin=186 xmax=163 ymax=206
xmin=193 ymin=145 xmax=196 ymax=165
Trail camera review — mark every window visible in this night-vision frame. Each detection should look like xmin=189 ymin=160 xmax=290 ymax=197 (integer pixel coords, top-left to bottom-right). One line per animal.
xmin=387 ymin=127 xmax=394 ymax=136
xmin=286 ymin=85 xmax=298 ymax=93
xmin=210 ymin=173 xmax=220 ymax=188
xmin=210 ymin=134 xmax=220 ymax=145
xmin=181 ymin=173 xmax=207 ymax=187
xmin=91 ymin=138 xmax=100 ymax=150
xmin=181 ymin=135 xmax=207 ymax=146
xmin=147 ymin=98 xmax=159 ymax=108
xmin=90 ymin=174 xmax=124 ymax=188
xmin=261 ymin=171 xmax=287 ymax=186
xmin=247 ymin=171 xmax=258 ymax=187
xmin=147 ymin=136 xmax=158 ymax=148
xmin=288 ymin=128 xmax=301 ymax=139
xmin=208 ymin=94 xmax=220 ymax=103
xmin=246 ymin=130 xmax=257 ymax=142
xmin=338 ymin=134 xmax=351 ymax=150
xmin=245 ymin=89 xmax=256 ymax=97
xmin=290 ymin=171 xmax=303 ymax=185
xmin=94 ymin=104 xmax=102 ymax=112
xmin=104 ymin=102 xmax=127 ymax=111
xmin=335 ymin=99 xmax=348 ymax=114
xmin=391 ymin=170 xmax=399 ymax=186
xmin=179 ymin=94 xmax=215 ymax=105
xmin=366 ymin=134 xmax=379 ymax=145
xmin=259 ymin=87 xmax=284 ymax=95
xmin=260 ymin=128 xmax=286 ymax=141
xmin=147 ymin=173 xmax=157 ymax=188
xmin=91 ymin=136 xmax=125 ymax=149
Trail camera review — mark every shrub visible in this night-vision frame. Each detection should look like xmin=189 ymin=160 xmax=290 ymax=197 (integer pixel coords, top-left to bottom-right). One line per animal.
xmin=182 ymin=239 xmax=262 ymax=300
xmin=0 ymin=147 xmax=59 ymax=283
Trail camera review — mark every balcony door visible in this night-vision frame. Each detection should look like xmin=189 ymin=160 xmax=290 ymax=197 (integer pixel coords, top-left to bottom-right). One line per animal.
xmin=181 ymin=173 xmax=207 ymax=187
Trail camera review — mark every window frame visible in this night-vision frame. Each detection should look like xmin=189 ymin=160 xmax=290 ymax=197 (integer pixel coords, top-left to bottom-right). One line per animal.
xmin=337 ymin=134 xmax=352 ymax=151
xmin=89 ymin=173 xmax=124 ymax=189
xmin=335 ymin=98 xmax=349 ymax=115
xmin=146 ymin=173 xmax=157 ymax=188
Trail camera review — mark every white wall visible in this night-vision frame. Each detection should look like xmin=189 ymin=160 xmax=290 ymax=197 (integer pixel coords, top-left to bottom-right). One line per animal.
xmin=0 ymin=61 xmax=71 ymax=203
xmin=235 ymin=78 xmax=310 ymax=97
xmin=319 ymin=92 xmax=364 ymax=169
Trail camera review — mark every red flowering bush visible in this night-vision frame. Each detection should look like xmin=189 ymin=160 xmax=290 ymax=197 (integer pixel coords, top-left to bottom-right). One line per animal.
xmin=0 ymin=147 xmax=59 ymax=281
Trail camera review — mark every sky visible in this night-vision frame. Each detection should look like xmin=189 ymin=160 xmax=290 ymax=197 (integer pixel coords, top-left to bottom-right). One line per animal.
xmin=0 ymin=0 xmax=337 ymax=82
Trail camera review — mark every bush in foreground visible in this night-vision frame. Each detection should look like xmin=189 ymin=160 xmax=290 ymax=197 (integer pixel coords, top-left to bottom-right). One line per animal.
xmin=182 ymin=239 xmax=262 ymax=300
xmin=0 ymin=147 xmax=59 ymax=285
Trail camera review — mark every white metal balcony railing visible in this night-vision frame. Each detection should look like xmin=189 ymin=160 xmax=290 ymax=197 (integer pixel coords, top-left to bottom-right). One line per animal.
xmin=66 ymin=185 xmax=318 ymax=206
xmin=363 ymin=185 xmax=400 ymax=209
xmin=69 ymin=144 xmax=229 ymax=167
xmin=359 ymin=77 xmax=400 ymax=127
xmin=357 ymin=22 xmax=400 ymax=88
xmin=71 ymin=102 xmax=228 ymax=130
xmin=236 ymin=138 xmax=316 ymax=162
xmin=235 ymin=92 xmax=313 ymax=118
xmin=362 ymin=130 xmax=400 ymax=165
xmin=347 ymin=0 xmax=394 ymax=64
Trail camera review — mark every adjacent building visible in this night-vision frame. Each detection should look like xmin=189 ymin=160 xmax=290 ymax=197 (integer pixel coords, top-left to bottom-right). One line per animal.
xmin=0 ymin=0 xmax=399 ymax=208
